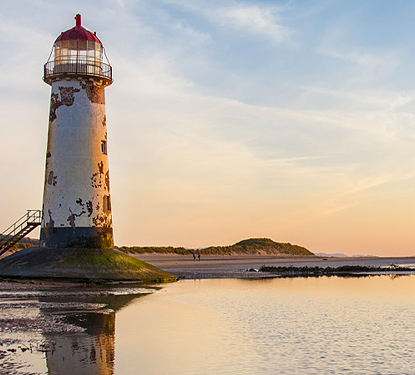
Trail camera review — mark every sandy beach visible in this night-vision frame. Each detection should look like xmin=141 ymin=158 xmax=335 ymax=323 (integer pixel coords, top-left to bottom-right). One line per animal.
xmin=135 ymin=254 xmax=415 ymax=279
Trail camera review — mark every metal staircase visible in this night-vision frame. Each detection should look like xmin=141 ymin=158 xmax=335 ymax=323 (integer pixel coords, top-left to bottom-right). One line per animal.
xmin=0 ymin=210 xmax=41 ymax=256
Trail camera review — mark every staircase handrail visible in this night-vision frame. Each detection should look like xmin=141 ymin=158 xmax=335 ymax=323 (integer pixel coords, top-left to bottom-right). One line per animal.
xmin=0 ymin=210 xmax=42 ymax=243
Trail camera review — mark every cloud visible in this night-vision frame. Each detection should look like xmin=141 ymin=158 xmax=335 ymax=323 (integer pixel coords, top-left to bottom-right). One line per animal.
xmin=153 ymin=0 xmax=291 ymax=44
xmin=319 ymin=47 xmax=400 ymax=74
xmin=216 ymin=4 xmax=291 ymax=44
xmin=172 ymin=21 xmax=211 ymax=43
xmin=316 ymin=18 xmax=402 ymax=85
xmin=296 ymin=85 xmax=415 ymax=115
xmin=115 ymin=0 xmax=126 ymax=9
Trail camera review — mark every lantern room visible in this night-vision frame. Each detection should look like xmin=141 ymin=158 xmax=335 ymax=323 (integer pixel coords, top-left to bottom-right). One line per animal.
xmin=43 ymin=14 xmax=112 ymax=86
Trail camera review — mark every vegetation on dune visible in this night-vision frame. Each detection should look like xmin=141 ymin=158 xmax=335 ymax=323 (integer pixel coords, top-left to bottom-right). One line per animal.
xmin=119 ymin=238 xmax=314 ymax=256
xmin=202 ymin=238 xmax=313 ymax=256
xmin=3 ymin=236 xmax=313 ymax=257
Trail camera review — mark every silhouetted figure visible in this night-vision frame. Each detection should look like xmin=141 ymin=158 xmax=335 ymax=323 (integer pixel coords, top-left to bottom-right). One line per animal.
xmin=198 ymin=253 xmax=201 ymax=261
xmin=192 ymin=253 xmax=196 ymax=260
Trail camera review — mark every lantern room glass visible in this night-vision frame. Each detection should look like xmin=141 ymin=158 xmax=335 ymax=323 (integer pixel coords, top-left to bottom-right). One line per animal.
xmin=53 ymin=39 xmax=103 ymax=76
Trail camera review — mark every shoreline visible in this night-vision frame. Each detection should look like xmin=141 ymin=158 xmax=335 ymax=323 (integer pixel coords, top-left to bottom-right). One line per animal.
xmin=1 ymin=253 xmax=415 ymax=283
xmin=134 ymin=254 xmax=415 ymax=279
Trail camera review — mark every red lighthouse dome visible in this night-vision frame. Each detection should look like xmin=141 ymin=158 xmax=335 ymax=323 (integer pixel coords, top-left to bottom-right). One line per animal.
xmin=55 ymin=14 xmax=102 ymax=44
xmin=43 ymin=14 xmax=112 ymax=86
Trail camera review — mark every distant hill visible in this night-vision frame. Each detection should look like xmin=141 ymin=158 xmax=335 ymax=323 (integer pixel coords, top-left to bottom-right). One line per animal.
xmin=201 ymin=238 xmax=313 ymax=256
xmin=315 ymin=252 xmax=349 ymax=258
xmin=120 ymin=238 xmax=313 ymax=256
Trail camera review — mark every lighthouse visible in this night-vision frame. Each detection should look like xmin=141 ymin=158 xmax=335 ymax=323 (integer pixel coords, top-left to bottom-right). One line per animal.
xmin=40 ymin=14 xmax=114 ymax=249
xmin=0 ymin=14 xmax=174 ymax=282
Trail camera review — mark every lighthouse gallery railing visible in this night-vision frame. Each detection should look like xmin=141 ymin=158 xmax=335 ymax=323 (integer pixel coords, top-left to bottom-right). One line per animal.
xmin=44 ymin=58 xmax=112 ymax=82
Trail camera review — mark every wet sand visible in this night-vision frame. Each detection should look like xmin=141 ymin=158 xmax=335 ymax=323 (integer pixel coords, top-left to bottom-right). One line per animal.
xmin=135 ymin=254 xmax=415 ymax=279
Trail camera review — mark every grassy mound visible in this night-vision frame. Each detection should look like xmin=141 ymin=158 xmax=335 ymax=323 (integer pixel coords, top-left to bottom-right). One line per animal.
xmin=202 ymin=238 xmax=313 ymax=256
xmin=0 ymin=247 xmax=176 ymax=282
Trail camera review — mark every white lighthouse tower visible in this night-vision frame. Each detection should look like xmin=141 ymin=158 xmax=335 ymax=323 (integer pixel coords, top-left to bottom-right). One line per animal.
xmin=40 ymin=14 xmax=114 ymax=249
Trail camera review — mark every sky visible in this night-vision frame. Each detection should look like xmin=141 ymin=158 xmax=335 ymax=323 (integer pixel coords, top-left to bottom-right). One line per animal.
xmin=1 ymin=0 xmax=415 ymax=256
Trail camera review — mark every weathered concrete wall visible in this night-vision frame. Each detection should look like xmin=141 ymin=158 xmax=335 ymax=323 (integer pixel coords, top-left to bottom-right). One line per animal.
xmin=40 ymin=79 xmax=113 ymax=248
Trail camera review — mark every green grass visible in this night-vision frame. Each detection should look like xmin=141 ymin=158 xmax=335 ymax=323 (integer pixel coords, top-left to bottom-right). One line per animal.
xmin=118 ymin=238 xmax=314 ymax=256
xmin=59 ymin=250 xmax=163 ymax=270
xmin=54 ymin=248 xmax=175 ymax=280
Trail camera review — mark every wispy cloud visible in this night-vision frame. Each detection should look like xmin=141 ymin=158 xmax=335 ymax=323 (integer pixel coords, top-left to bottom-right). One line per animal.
xmin=215 ymin=5 xmax=291 ymax=44
xmin=298 ymin=85 xmax=415 ymax=112
xmin=155 ymin=0 xmax=291 ymax=44
xmin=114 ymin=0 xmax=126 ymax=10
xmin=316 ymin=18 xmax=402 ymax=84
xmin=319 ymin=47 xmax=401 ymax=79
xmin=172 ymin=21 xmax=211 ymax=43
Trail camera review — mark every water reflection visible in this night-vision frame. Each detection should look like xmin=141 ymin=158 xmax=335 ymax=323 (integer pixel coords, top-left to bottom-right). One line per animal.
xmin=0 ymin=285 xmax=151 ymax=375
xmin=4 ymin=276 xmax=415 ymax=374
xmin=44 ymin=311 xmax=115 ymax=375
xmin=40 ymin=292 xmax=144 ymax=375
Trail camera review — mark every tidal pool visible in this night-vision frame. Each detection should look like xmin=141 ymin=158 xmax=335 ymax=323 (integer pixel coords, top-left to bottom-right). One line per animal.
xmin=1 ymin=276 xmax=415 ymax=374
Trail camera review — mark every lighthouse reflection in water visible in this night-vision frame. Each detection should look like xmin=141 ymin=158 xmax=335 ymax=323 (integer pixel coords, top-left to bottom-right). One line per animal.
xmin=43 ymin=310 xmax=115 ymax=375
xmin=37 ymin=291 xmax=145 ymax=375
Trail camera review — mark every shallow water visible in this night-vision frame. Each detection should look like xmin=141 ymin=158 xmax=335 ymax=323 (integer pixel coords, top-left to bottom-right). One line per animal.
xmin=2 ymin=276 xmax=415 ymax=374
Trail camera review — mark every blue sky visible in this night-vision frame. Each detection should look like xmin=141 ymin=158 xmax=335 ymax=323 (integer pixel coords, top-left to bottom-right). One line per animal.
xmin=1 ymin=0 xmax=415 ymax=255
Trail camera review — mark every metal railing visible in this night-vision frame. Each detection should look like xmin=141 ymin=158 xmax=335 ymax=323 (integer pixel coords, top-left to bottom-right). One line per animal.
xmin=44 ymin=59 xmax=112 ymax=83
xmin=0 ymin=210 xmax=41 ymax=256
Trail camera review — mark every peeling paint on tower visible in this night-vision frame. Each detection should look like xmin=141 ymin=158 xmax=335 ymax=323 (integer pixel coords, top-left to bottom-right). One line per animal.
xmin=59 ymin=86 xmax=80 ymax=106
xmin=47 ymin=171 xmax=58 ymax=186
xmin=80 ymin=82 xmax=105 ymax=104
xmin=49 ymin=87 xmax=80 ymax=123
xmin=49 ymin=93 xmax=60 ymax=123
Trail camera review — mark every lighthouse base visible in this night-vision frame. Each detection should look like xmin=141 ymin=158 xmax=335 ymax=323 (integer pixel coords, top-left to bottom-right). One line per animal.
xmin=0 ymin=247 xmax=176 ymax=282
xmin=40 ymin=227 xmax=114 ymax=249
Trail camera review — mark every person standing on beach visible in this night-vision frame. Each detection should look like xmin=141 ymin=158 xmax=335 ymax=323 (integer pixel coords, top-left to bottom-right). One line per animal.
xmin=198 ymin=253 xmax=201 ymax=261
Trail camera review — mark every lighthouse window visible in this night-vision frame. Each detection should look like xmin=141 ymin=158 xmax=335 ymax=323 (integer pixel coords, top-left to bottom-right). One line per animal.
xmin=101 ymin=140 xmax=107 ymax=155
xmin=104 ymin=195 xmax=111 ymax=212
